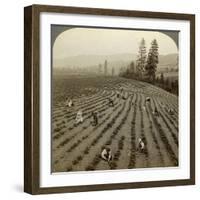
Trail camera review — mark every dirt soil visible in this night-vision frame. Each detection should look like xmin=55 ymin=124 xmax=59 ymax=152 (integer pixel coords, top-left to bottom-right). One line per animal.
xmin=52 ymin=75 xmax=178 ymax=172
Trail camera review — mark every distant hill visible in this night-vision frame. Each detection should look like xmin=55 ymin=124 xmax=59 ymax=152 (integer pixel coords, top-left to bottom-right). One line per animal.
xmin=54 ymin=53 xmax=178 ymax=74
xmin=158 ymin=53 xmax=178 ymax=70
xmin=54 ymin=53 xmax=136 ymax=68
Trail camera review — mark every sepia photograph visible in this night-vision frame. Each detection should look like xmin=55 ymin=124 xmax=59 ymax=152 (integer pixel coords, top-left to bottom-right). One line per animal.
xmin=51 ymin=26 xmax=179 ymax=173
xmin=24 ymin=5 xmax=195 ymax=194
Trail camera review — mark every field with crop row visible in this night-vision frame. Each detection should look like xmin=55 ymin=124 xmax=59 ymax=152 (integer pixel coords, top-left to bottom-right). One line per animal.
xmin=52 ymin=75 xmax=178 ymax=172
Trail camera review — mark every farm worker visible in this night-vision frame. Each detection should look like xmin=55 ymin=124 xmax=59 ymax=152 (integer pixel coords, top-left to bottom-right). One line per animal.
xmin=138 ymin=138 xmax=145 ymax=152
xmin=168 ymin=108 xmax=174 ymax=115
xmin=91 ymin=111 xmax=98 ymax=126
xmin=68 ymin=99 xmax=74 ymax=107
xmin=145 ymin=97 xmax=151 ymax=103
xmin=116 ymin=91 xmax=120 ymax=98
xmin=65 ymin=98 xmax=69 ymax=106
xmin=101 ymin=147 xmax=112 ymax=162
xmin=75 ymin=110 xmax=83 ymax=124
xmin=153 ymin=107 xmax=159 ymax=116
xmin=65 ymin=98 xmax=74 ymax=107
xmin=108 ymin=98 xmax=114 ymax=107
xmin=120 ymin=87 xmax=125 ymax=97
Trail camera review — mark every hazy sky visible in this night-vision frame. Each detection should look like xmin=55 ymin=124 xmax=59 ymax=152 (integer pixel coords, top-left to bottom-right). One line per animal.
xmin=53 ymin=28 xmax=178 ymax=59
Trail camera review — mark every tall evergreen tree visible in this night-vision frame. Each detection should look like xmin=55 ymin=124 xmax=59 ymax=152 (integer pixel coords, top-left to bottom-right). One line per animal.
xmin=112 ymin=67 xmax=115 ymax=76
xmin=145 ymin=39 xmax=159 ymax=82
xmin=119 ymin=67 xmax=125 ymax=76
xmin=104 ymin=60 xmax=108 ymax=76
xmin=136 ymin=38 xmax=147 ymax=78
xmin=129 ymin=61 xmax=135 ymax=75
xmin=160 ymin=72 xmax=164 ymax=84
xmin=98 ymin=64 xmax=102 ymax=74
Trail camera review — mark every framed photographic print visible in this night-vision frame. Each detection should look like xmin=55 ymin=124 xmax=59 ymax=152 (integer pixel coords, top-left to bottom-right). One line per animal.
xmin=24 ymin=4 xmax=195 ymax=194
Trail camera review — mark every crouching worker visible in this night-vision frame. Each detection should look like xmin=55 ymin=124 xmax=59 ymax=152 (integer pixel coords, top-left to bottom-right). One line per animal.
xmin=145 ymin=97 xmax=151 ymax=103
xmin=75 ymin=110 xmax=83 ymax=124
xmin=168 ymin=108 xmax=174 ymax=115
xmin=101 ymin=147 xmax=112 ymax=162
xmin=138 ymin=138 xmax=145 ymax=153
xmin=65 ymin=98 xmax=74 ymax=107
xmin=116 ymin=91 xmax=120 ymax=98
xmin=108 ymin=98 xmax=114 ymax=107
xmin=153 ymin=107 xmax=159 ymax=116
xmin=91 ymin=111 xmax=98 ymax=126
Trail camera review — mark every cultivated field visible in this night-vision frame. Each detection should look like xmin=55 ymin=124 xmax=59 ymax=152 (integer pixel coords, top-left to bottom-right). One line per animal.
xmin=52 ymin=74 xmax=178 ymax=172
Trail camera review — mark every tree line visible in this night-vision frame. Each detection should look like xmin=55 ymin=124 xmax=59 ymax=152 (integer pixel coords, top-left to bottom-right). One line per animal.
xmin=119 ymin=38 xmax=178 ymax=95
